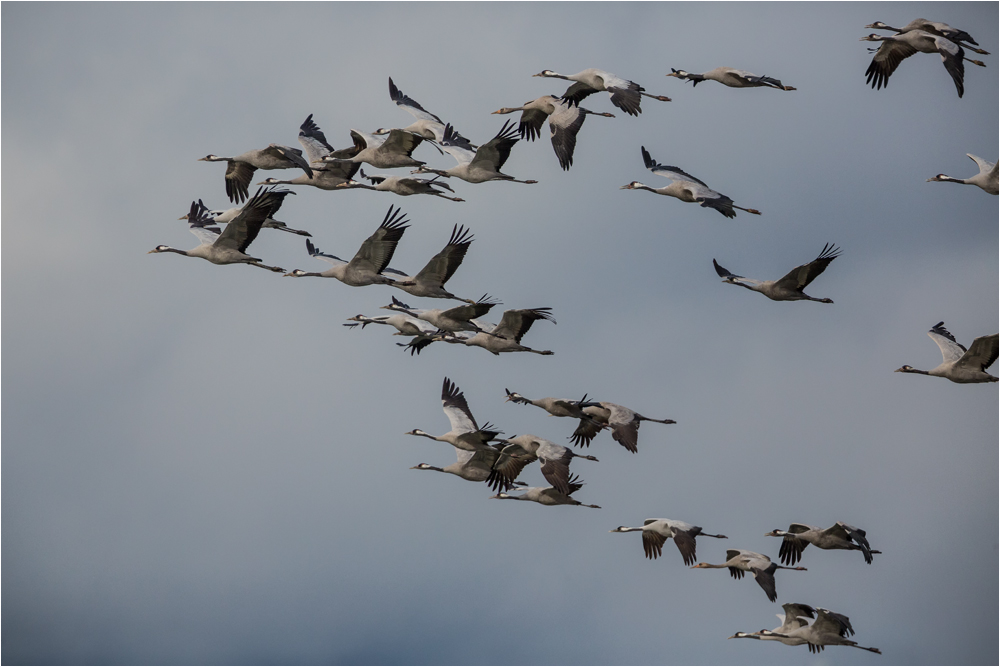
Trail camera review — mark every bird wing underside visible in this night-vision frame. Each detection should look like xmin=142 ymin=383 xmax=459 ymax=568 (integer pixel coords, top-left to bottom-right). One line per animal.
xmin=441 ymin=377 xmax=479 ymax=432
xmin=927 ymin=322 xmax=967 ymax=364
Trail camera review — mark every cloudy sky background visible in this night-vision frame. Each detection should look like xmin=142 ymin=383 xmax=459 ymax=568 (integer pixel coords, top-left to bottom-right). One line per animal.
xmin=3 ymin=2 xmax=997 ymax=664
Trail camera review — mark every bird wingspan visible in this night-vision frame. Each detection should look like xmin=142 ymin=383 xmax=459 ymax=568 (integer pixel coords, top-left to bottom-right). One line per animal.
xmin=493 ymin=308 xmax=556 ymax=343
xmin=472 ymin=120 xmax=520 ymax=171
xmin=266 ymin=144 xmax=313 ymax=178
xmin=967 ymin=154 xmax=997 ymax=174
xmin=957 ymin=333 xmax=999 ymax=371
xmin=560 ymin=80 xmax=598 ymax=107
xmin=441 ymin=377 xmax=479 ymax=432
xmin=350 ymin=206 xmax=409 ymax=274
xmin=569 ymin=414 xmax=604 ymax=448
xmin=606 ymin=84 xmax=642 ymax=116
xmin=927 ymin=322 xmax=967 ymax=364
xmin=298 ymin=114 xmax=336 ymax=164
xmin=548 ymin=103 xmax=586 ymax=171
xmin=866 ymin=39 xmax=919 ymax=90
xmin=381 ymin=128 xmax=423 ymax=156
xmin=937 ymin=42 xmax=966 ymax=98
xmin=773 ymin=244 xmax=841 ymax=291
xmin=214 ymin=187 xmax=286 ymax=253
xmin=413 ymin=225 xmax=473 ymax=286
xmin=672 ymin=528 xmax=698 ymax=566
xmin=642 ymin=529 xmax=666 ymax=560
xmin=388 ymin=77 xmax=443 ymax=124
xmin=225 ymin=160 xmax=257 ymax=204
xmin=641 ymin=146 xmax=709 ymax=186
xmin=518 ymin=107 xmax=549 ymax=142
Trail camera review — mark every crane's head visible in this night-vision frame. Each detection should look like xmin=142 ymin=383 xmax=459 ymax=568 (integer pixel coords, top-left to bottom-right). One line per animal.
xmin=504 ymin=389 xmax=525 ymax=403
xmin=405 ymin=429 xmax=428 ymax=437
xmin=198 ymin=154 xmax=223 ymax=162
xmin=381 ymin=295 xmax=413 ymax=312
xmin=665 ymin=69 xmax=690 ymax=79
xmin=489 ymin=492 xmax=513 ymax=500
xmin=410 ymin=463 xmax=437 ymax=471
xmin=147 ymin=245 xmax=171 ymax=254
xmin=282 ymin=269 xmax=308 ymax=277
xmin=864 ymin=21 xmax=891 ymax=30
xmin=609 ymin=526 xmax=631 ymax=533
xmin=532 ymin=70 xmax=559 ymax=78
xmin=764 ymin=529 xmax=785 ymax=537
xmin=728 ymin=632 xmax=760 ymax=640
xmin=859 ymin=34 xmax=885 ymax=42
xmin=620 ymin=181 xmax=645 ymax=190
xmin=894 ymin=365 xmax=916 ymax=373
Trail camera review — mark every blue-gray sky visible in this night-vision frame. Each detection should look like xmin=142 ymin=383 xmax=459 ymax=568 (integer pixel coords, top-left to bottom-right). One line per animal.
xmin=3 ymin=2 xmax=997 ymax=665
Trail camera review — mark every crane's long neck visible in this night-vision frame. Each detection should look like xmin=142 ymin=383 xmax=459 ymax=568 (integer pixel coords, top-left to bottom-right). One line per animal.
xmin=152 ymin=247 xmax=188 ymax=256
xmin=638 ymin=416 xmax=676 ymax=425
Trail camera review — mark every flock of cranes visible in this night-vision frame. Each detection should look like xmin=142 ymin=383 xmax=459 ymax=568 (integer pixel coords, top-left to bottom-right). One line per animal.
xmin=149 ymin=16 xmax=998 ymax=658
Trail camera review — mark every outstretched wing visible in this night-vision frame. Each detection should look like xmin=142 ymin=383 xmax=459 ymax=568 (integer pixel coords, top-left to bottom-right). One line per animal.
xmin=606 ymin=81 xmax=643 ymax=116
xmin=214 ymin=187 xmax=286 ymax=253
xmin=350 ymin=206 xmax=410 ymax=274
xmin=492 ymin=308 xmax=556 ymax=343
xmin=413 ymin=225 xmax=473 ymax=287
xmin=440 ymin=295 xmax=501 ymax=323
xmin=471 ymin=121 xmax=519 ymax=171
xmin=225 ymin=160 xmax=256 ymax=204
xmin=642 ymin=528 xmax=666 ymax=560
xmin=441 ymin=377 xmax=478 ymax=432
xmin=388 ymin=77 xmax=443 ymax=124
xmin=777 ymin=524 xmax=811 ymax=566
xmin=833 ymin=522 xmax=874 ymax=564
xmin=773 ymin=243 xmax=841 ymax=291
xmin=641 ymin=146 xmax=709 ymax=186
xmin=967 ymin=153 xmax=997 ymax=175
xmin=927 ymin=321 xmax=967 ymax=364
xmin=265 ymin=144 xmax=313 ymax=178
xmin=548 ymin=102 xmax=587 ymax=171
xmin=298 ymin=114 xmax=336 ymax=164
xmin=865 ymin=38 xmax=919 ymax=90
xmin=672 ymin=529 xmax=698 ymax=566
xmin=956 ymin=333 xmax=999 ymax=372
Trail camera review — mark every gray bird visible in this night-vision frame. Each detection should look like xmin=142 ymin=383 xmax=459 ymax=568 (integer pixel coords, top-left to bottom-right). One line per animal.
xmin=149 ymin=187 xmax=289 ymax=272
xmin=666 ymin=67 xmax=795 ymax=90
xmin=895 ymin=322 xmax=998 ymax=383
xmin=713 ymin=244 xmax=841 ymax=303
xmin=283 ymin=207 xmax=414 ymax=287
xmin=621 ymin=146 xmax=761 ymax=218
xmin=765 ymin=522 xmax=880 ymax=565
xmin=199 ymin=144 xmax=313 ymax=203
xmin=610 ymin=519 xmax=727 ymax=565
